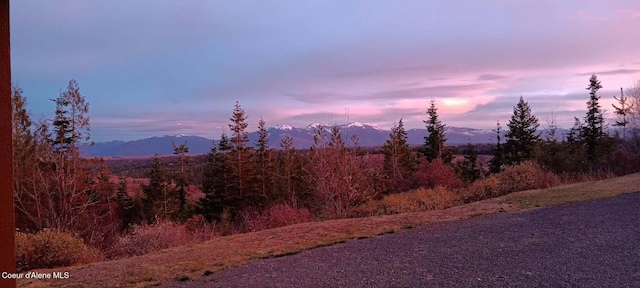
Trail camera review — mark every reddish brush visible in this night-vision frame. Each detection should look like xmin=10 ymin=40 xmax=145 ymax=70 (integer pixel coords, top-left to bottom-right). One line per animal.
xmin=411 ymin=158 xmax=462 ymax=190
xmin=241 ymin=204 xmax=313 ymax=232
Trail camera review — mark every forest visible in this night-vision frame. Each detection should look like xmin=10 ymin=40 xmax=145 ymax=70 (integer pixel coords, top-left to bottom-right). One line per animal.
xmin=11 ymin=75 xmax=640 ymax=272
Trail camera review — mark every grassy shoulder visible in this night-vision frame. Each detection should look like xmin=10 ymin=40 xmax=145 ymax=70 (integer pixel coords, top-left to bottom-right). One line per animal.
xmin=502 ymin=172 xmax=640 ymax=209
xmin=18 ymin=173 xmax=640 ymax=288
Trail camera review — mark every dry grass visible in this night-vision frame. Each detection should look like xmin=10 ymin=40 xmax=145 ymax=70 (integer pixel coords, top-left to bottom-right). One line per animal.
xmin=502 ymin=172 xmax=640 ymax=209
xmin=18 ymin=173 xmax=640 ymax=288
xmin=241 ymin=204 xmax=314 ymax=232
xmin=349 ymin=186 xmax=459 ymax=217
xmin=105 ymin=219 xmax=217 ymax=260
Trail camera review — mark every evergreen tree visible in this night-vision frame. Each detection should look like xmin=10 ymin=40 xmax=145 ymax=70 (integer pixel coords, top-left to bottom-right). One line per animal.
xmin=218 ymin=131 xmax=234 ymax=209
xmin=423 ymin=99 xmax=452 ymax=164
xmin=198 ymin=136 xmax=234 ymax=222
xmin=198 ymin=146 xmax=220 ymax=222
xmin=253 ymin=118 xmax=275 ymax=204
xmin=535 ymin=114 xmax=572 ymax=173
xmin=115 ymin=175 xmax=138 ymax=230
xmin=219 ymin=131 xmax=233 ymax=152
xmin=456 ymin=142 xmax=482 ymax=183
xmin=228 ymin=101 xmax=255 ymax=207
xmin=489 ymin=121 xmax=504 ymax=174
xmin=47 ymin=80 xmax=96 ymax=230
xmin=51 ymin=96 xmax=72 ymax=153
xmin=504 ymin=96 xmax=540 ymax=164
xmin=567 ymin=117 xmax=583 ymax=144
xmin=278 ymin=134 xmax=308 ymax=208
xmin=580 ymin=74 xmax=614 ymax=164
xmin=279 ymin=134 xmax=296 ymax=206
xmin=171 ymin=140 xmax=190 ymax=219
xmin=563 ymin=117 xmax=589 ymax=172
xmin=50 ymin=79 xmax=91 ymax=154
xmin=382 ymin=118 xmax=415 ymax=193
xmin=141 ymin=153 xmax=176 ymax=222
xmin=229 ymin=101 xmax=250 ymax=149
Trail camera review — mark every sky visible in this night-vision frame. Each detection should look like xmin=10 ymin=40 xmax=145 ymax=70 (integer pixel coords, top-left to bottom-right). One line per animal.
xmin=10 ymin=0 xmax=640 ymax=142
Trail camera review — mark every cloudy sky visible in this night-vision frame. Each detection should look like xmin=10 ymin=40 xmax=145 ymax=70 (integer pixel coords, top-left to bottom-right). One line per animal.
xmin=11 ymin=1 xmax=640 ymax=142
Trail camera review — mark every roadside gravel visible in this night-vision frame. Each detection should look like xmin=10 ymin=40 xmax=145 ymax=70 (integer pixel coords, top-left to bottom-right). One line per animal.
xmin=164 ymin=192 xmax=640 ymax=288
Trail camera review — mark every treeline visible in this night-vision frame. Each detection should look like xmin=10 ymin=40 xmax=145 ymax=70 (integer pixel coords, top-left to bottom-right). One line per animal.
xmin=12 ymin=74 xmax=640 ymax=257
xmin=489 ymin=74 xmax=640 ymax=175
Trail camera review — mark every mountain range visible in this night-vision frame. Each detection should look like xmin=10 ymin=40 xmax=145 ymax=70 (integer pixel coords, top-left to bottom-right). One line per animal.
xmin=80 ymin=123 xmax=566 ymax=157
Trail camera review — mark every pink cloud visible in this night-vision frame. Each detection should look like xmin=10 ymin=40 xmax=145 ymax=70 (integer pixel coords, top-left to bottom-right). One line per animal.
xmin=566 ymin=10 xmax=606 ymax=21
xmin=619 ymin=8 xmax=640 ymax=18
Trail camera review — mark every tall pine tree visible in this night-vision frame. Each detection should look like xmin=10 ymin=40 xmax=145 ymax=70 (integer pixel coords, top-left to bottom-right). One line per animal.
xmin=115 ymin=175 xmax=140 ymax=231
xmin=423 ymin=99 xmax=452 ymax=164
xmin=141 ymin=153 xmax=176 ymax=222
xmin=489 ymin=121 xmax=504 ymax=174
xmin=535 ymin=114 xmax=573 ymax=173
xmin=580 ymin=74 xmax=614 ymax=164
xmin=456 ymin=142 xmax=482 ymax=183
xmin=253 ymin=117 xmax=275 ymax=204
xmin=171 ymin=140 xmax=190 ymax=219
xmin=382 ymin=118 xmax=415 ymax=193
xmin=228 ymin=102 xmax=256 ymax=208
xmin=198 ymin=135 xmax=234 ymax=222
xmin=51 ymin=79 xmax=92 ymax=154
xmin=504 ymin=96 xmax=540 ymax=165
xmin=277 ymin=134 xmax=308 ymax=208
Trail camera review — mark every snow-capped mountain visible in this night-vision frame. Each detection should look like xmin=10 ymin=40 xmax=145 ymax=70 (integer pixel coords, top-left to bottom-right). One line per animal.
xmin=257 ymin=123 xmax=504 ymax=148
xmin=271 ymin=124 xmax=294 ymax=131
xmin=260 ymin=122 xmax=389 ymax=148
xmin=80 ymin=123 xmax=523 ymax=157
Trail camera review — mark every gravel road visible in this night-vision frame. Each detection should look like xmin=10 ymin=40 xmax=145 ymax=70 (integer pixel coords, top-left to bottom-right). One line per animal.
xmin=164 ymin=192 xmax=640 ymax=288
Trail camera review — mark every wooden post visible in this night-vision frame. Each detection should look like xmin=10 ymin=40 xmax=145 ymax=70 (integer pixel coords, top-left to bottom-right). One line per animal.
xmin=0 ymin=0 xmax=16 ymax=287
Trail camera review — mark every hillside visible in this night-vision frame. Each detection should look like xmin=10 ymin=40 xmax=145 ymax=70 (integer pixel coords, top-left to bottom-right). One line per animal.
xmin=17 ymin=173 xmax=640 ymax=288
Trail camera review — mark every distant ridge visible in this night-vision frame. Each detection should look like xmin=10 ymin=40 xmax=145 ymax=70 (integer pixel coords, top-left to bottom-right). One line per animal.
xmin=82 ymin=135 xmax=214 ymax=157
xmin=81 ymin=124 xmax=572 ymax=157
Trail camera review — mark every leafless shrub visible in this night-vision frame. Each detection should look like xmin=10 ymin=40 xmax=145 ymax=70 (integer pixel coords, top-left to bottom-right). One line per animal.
xmin=16 ymin=230 xmax=104 ymax=272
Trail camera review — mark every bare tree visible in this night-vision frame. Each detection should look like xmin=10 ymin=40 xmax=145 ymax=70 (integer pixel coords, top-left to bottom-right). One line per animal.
xmin=612 ymin=87 xmax=634 ymax=141
xmin=308 ymin=126 xmax=375 ymax=218
xmin=12 ymin=82 xmax=117 ymax=246
xmin=625 ymin=80 xmax=640 ymax=152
